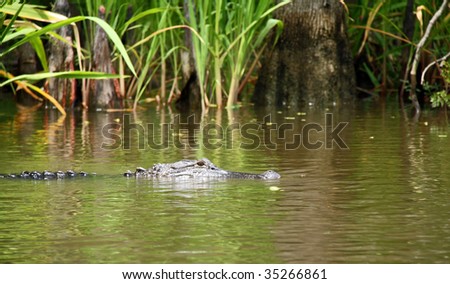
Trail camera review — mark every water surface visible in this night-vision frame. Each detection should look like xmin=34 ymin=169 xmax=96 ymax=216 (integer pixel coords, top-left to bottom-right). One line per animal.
xmin=0 ymin=103 xmax=449 ymax=263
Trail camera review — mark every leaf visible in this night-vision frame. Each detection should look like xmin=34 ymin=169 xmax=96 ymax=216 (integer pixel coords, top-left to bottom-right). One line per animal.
xmin=25 ymin=83 xmax=66 ymax=116
xmin=85 ymin=16 xmax=137 ymax=77
xmin=2 ymin=26 xmax=36 ymax=43
xmin=0 ymin=1 xmax=25 ymax=43
xmin=120 ymin=7 xmax=166 ymax=37
xmin=254 ymin=18 xmax=284 ymax=47
xmin=29 ymin=36 xmax=48 ymax=72
xmin=0 ymin=71 xmax=127 ymax=87
xmin=0 ymin=70 xmax=66 ymax=116
xmin=357 ymin=1 xmax=385 ymax=56
xmin=0 ymin=15 xmax=137 ymax=77
xmin=0 ymin=2 xmax=67 ymax=23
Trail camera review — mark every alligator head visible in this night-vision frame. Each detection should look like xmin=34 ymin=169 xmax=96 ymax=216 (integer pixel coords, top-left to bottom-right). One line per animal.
xmin=124 ymin=158 xmax=281 ymax=180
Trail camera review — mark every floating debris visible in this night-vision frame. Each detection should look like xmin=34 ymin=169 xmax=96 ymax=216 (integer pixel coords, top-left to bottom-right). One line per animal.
xmin=269 ymin=186 xmax=281 ymax=191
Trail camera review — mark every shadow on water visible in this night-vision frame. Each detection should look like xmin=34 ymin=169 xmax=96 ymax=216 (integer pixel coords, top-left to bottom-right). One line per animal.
xmin=0 ymin=101 xmax=449 ymax=263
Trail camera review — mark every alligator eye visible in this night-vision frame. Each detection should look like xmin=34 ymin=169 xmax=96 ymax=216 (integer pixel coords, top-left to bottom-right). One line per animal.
xmin=197 ymin=160 xmax=205 ymax=166
xmin=136 ymin=167 xmax=147 ymax=173
xmin=123 ymin=170 xmax=133 ymax=177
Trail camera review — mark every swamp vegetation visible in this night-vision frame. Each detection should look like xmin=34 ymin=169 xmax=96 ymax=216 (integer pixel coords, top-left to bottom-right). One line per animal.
xmin=0 ymin=0 xmax=449 ymax=265
xmin=0 ymin=0 xmax=448 ymax=116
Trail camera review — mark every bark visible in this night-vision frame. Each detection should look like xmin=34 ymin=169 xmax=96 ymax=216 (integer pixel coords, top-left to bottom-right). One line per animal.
xmin=46 ymin=0 xmax=75 ymax=108
xmin=253 ymin=0 xmax=355 ymax=108
xmin=175 ymin=0 xmax=201 ymax=111
xmin=90 ymin=5 xmax=120 ymax=109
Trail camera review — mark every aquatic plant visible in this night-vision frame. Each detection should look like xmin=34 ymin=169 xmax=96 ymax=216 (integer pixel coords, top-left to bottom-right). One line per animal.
xmin=185 ymin=0 xmax=289 ymax=109
xmin=0 ymin=1 xmax=135 ymax=115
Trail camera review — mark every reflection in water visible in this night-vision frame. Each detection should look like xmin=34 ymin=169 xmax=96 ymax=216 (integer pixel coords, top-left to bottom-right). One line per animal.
xmin=0 ymin=104 xmax=449 ymax=263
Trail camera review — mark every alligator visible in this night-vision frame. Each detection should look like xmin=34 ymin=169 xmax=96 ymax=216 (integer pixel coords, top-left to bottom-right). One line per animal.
xmin=0 ymin=170 xmax=89 ymax=180
xmin=124 ymin=158 xmax=280 ymax=179
xmin=0 ymin=158 xmax=281 ymax=180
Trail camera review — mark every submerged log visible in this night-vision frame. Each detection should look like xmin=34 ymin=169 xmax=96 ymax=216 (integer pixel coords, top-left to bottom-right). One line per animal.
xmin=46 ymin=0 xmax=75 ymax=108
xmin=253 ymin=0 xmax=355 ymax=108
xmin=90 ymin=5 xmax=121 ymax=109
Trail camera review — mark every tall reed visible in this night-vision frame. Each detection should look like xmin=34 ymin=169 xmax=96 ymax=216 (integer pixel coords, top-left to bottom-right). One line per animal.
xmin=186 ymin=0 xmax=289 ymax=109
xmin=348 ymin=0 xmax=450 ymax=97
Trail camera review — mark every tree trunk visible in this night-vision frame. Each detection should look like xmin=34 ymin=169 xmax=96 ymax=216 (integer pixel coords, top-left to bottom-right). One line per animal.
xmin=176 ymin=0 xmax=201 ymax=111
xmin=253 ymin=0 xmax=355 ymax=108
xmin=90 ymin=5 xmax=120 ymax=109
xmin=47 ymin=0 xmax=75 ymax=108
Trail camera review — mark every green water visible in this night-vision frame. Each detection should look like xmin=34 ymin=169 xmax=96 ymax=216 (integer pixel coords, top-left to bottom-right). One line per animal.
xmin=0 ymin=103 xmax=449 ymax=263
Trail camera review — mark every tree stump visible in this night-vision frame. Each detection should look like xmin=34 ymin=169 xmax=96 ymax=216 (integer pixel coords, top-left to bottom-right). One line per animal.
xmin=47 ymin=0 xmax=75 ymax=108
xmin=175 ymin=0 xmax=202 ymax=111
xmin=91 ymin=5 xmax=119 ymax=109
xmin=253 ymin=0 xmax=355 ymax=108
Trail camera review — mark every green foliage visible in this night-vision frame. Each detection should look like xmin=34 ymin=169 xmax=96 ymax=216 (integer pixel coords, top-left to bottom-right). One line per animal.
xmin=348 ymin=0 xmax=450 ymax=96
xmin=2 ymin=0 xmax=449 ymax=112
xmin=0 ymin=70 xmax=125 ymax=87
xmin=0 ymin=13 xmax=136 ymax=75
xmin=186 ymin=0 xmax=289 ymax=109
xmin=0 ymin=0 xmax=136 ymax=115
xmin=74 ymin=0 xmax=185 ymax=105
xmin=349 ymin=0 xmax=411 ymax=89
xmin=430 ymin=90 xmax=450 ymax=108
xmin=74 ymin=0 xmax=288 ymax=109
xmin=430 ymin=61 xmax=450 ymax=108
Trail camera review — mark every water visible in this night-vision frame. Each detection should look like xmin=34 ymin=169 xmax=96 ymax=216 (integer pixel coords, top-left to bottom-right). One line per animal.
xmin=0 ymin=102 xmax=449 ymax=263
